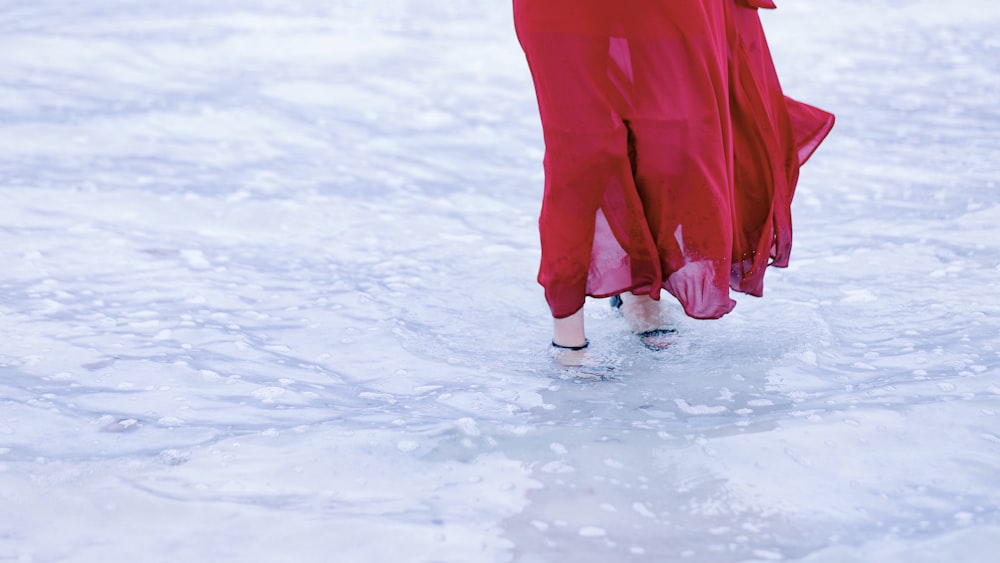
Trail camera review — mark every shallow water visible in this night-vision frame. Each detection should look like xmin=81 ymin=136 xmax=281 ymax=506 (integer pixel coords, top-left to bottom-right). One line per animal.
xmin=2 ymin=1 xmax=999 ymax=561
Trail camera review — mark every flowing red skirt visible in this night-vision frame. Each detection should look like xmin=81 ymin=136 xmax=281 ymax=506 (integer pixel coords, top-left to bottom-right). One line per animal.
xmin=514 ymin=0 xmax=834 ymax=319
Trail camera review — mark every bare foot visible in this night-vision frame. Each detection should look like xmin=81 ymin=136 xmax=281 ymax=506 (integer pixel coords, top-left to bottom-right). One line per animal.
xmin=636 ymin=329 xmax=675 ymax=350
xmin=551 ymin=346 xmax=589 ymax=367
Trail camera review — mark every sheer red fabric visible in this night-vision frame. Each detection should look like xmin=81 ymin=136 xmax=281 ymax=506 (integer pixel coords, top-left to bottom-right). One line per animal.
xmin=514 ymin=0 xmax=834 ymax=319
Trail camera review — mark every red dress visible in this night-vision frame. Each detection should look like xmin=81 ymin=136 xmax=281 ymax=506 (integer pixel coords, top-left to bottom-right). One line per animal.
xmin=515 ymin=0 xmax=834 ymax=319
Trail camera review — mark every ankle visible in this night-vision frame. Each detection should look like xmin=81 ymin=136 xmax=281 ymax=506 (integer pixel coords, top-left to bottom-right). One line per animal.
xmin=552 ymin=308 xmax=586 ymax=348
xmin=620 ymin=292 xmax=654 ymax=306
xmin=618 ymin=293 xmax=665 ymax=333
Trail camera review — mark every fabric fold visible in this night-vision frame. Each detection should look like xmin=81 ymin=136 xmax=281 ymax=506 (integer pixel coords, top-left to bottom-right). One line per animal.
xmin=515 ymin=0 xmax=833 ymax=319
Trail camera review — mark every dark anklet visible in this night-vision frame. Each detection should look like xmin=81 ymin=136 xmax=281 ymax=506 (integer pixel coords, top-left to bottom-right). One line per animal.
xmin=551 ymin=339 xmax=589 ymax=351
xmin=637 ymin=328 xmax=677 ymax=337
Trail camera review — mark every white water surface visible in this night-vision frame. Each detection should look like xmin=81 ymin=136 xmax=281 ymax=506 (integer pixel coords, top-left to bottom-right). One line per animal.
xmin=2 ymin=1 xmax=999 ymax=561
